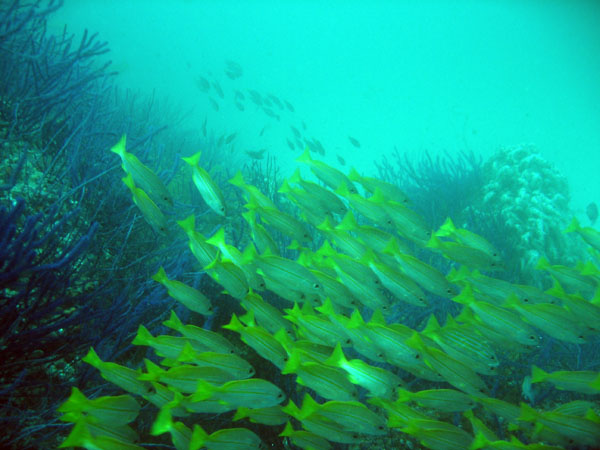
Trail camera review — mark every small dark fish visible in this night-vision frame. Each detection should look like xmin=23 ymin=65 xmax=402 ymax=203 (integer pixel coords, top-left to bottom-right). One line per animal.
xmin=259 ymin=125 xmax=268 ymax=137
xmin=348 ymin=136 xmax=361 ymax=148
xmin=246 ymin=148 xmax=266 ymax=160
xmin=248 ymin=90 xmax=262 ymax=106
xmin=209 ymin=97 xmax=219 ymax=111
xmin=286 ymin=139 xmax=295 ymax=151
xmin=234 ymin=90 xmax=245 ymax=101
xmin=262 ymin=96 xmax=273 ymax=108
xmin=202 ymin=117 xmax=207 ymax=137
xmin=305 ymin=137 xmax=325 ymax=156
xmin=212 ymin=81 xmax=224 ymax=99
xmin=284 ymin=99 xmax=295 ymax=112
xmin=195 ymin=75 xmax=211 ymax=92
xmin=290 ymin=125 xmax=301 ymax=139
xmin=225 ymin=132 xmax=237 ymax=144
xmin=226 ymin=70 xmax=242 ymax=80
xmin=587 ymin=202 xmax=598 ymax=225
xmin=226 ymin=60 xmax=243 ymax=72
xmin=294 ymin=138 xmax=303 ymax=150
xmin=313 ymin=138 xmax=325 ymax=156
xmin=262 ymin=107 xmax=280 ymax=120
xmin=235 ymin=101 xmax=245 ymax=111
xmin=337 ymin=154 xmax=346 ymax=166
xmin=217 ymin=134 xmax=225 ymax=147
xmin=267 ymin=94 xmax=283 ymax=109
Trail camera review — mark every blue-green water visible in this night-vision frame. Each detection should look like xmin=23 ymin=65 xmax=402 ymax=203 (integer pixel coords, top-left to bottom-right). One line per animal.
xmin=49 ymin=0 xmax=600 ymax=215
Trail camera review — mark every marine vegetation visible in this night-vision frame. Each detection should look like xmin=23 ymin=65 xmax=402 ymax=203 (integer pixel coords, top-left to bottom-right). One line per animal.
xmin=58 ymin=139 xmax=600 ymax=449
xmin=0 ymin=192 xmax=138 ymax=448
xmin=0 ymin=1 xmax=245 ymax=447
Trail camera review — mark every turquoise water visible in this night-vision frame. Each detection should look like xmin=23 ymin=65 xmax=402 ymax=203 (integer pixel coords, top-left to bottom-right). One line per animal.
xmin=49 ymin=0 xmax=600 ymax=215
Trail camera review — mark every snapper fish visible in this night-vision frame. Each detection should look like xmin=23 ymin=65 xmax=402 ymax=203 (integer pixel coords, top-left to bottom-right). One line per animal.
xmin=296 ymin=148 xmax=357 ymax=193
xmin=233 ymin=406 xmax=287 ymax=426
xmin=298 ymin=393 xmax=387 ymax=436
xmin=110 ymin=134 xmax=172 ymax=207
xmin=58 ymin=387 xmax=140 ymax=426
xmin=191 ymin=378 xmax=285 ymax=409
xmin=152 ymin=267 xmax=213 ymax=315
xmin=190 ymin=425 xmax=264 ymax=450
xmin=279 ymin=422 xmax=332 ymax=450
xmin=121 ymin=174 xmax=167 ymax=234
xmin=182 ymin=151 xmax=226 ymax=216
xmin=565 ymin=217 xmax=600 ymax=252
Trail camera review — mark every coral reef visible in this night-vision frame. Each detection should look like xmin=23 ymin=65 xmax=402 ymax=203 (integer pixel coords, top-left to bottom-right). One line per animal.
xmin=472 ymin=144 xmax=582 ymax=281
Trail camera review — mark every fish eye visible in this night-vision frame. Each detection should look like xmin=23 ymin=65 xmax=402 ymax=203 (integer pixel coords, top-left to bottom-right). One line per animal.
xmin=415 ymin=353 xmax=421 ymax=359
xmin=248 ymin=368 xmax=254 ymax=374
xmin=313 ymin=283 xmax=321 ymax=289
xmin=229 ymin=349 xmax=235 ymax=354
xmin=277 ymin=392 xmax=284 ymax=398
xmin=345 ymin=338 xmax=352 ymax=345
xmin=378 ymin=425 xmax=385 ymax=430
xmin=146 ymin=385 xmax=156 ymax=395
xmin=283 ymin=356 xmax=289 ymax=362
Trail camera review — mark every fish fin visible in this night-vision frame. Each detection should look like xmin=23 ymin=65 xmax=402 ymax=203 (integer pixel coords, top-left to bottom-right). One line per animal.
xmin=182 ymin=151 xmax=202 ymax=167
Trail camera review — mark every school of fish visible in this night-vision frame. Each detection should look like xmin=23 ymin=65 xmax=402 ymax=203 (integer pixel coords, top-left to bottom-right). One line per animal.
xmin=58 ymin=136 xmax=600 ymax=450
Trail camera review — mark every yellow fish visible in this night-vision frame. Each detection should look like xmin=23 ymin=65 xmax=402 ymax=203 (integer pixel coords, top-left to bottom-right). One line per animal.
xmin=110 ymin=134 xmax=172 ymax=207
xmin=182 ymin=151 xmax=226 ymax=216
xmin=296 ymin=147 xmax=357 ymax=193
xmin=190 ymin=425 xmax=263 ymax=450
xmin=121 ymin=173 xmax=167 ymax=234
xmin=192 ymin=378 xmax=285 ymax=409
xmin=152 ymin=267 xmax=213 ymax=315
